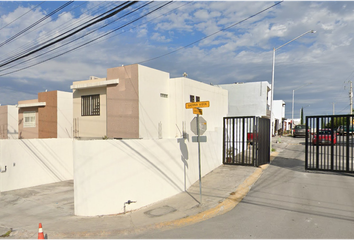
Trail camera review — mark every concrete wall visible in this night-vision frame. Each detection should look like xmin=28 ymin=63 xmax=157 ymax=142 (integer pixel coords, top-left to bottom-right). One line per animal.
xmin=57 ymin=91 xmax=73 ymax=138
xmin=106 ymin=64 xmax=139 ymax=139
xmin=138 ymin=65 xmax=170 ymax=139
xmin=73 ymin=128 xmax=223 ymax=216
xmin=73 ymin=87 xmax=107 ymax=138
xmin=0 ymin=139 xmax=73 ymax=192
xmin=220 ymin=82 xmax=270 ymax=118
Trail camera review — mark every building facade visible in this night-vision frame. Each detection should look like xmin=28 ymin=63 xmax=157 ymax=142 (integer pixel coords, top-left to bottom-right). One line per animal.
xmin=18 ymin=91 xmax=73 ymax=139
xmin=71 ymin=64 xmax=228 ymax=139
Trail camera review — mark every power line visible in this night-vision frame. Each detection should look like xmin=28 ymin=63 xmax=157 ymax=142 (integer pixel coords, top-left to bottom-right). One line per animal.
xmin=0 ymin=1 xmax=173 ymax=77
xmin=0 ymin=1 xmax=46 ymax=31
xmin=0 ymin=1 xmax=74 ymax=49
xmin=0 ymin=1 xmax=155 ymax=73
xmin=137 ymin=1 xmax=283 ymax=65
xmin=0 ymin=0 xmax=96 ymax=61
xmin=0 ymin=1 xmax=138 ymax=69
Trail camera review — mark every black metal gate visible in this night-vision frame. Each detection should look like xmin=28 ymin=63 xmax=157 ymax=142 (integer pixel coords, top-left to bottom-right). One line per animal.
xmin=305 ymin=115 xmax=354 ymax=172
xmin=223 ymin=116 xmax=270 ymax=167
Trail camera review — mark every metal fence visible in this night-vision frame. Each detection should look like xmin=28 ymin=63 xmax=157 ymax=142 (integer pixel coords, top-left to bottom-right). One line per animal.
xmin=223 ymin=116 xmax=270 ymax=167
xmin=305 ymin=115 xmax=354 ymax=172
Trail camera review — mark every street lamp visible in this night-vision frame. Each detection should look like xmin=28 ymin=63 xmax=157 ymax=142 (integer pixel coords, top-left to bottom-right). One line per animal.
xmin=270 ymin=30 xmax=316 ymax=142
xmin=292 ymin=83 xmax=312 ymax=131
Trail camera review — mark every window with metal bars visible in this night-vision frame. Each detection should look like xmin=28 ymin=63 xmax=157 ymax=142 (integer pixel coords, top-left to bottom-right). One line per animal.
xmin=81 ymin=95 xmax=100 ymax=116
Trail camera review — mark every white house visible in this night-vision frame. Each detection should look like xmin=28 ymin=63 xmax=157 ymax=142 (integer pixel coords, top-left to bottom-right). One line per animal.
xmin=219 ymin=82 xmax=271 ymax=118
xmin=272 ymin=100 xmax=286 ymax=135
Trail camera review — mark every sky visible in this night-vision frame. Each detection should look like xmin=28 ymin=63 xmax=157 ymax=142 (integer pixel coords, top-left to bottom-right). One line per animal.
xmin=0 ymin=1 xmax=353 ymax=120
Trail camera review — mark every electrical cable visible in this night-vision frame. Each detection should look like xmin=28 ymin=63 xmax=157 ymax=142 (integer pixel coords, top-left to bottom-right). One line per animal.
xmin=0 ymin=1 xmax=173 ymax=77
xmin=0 ymin=1 xmax=155 ymax=73
xmin=0 ymin=1 xmax=131 ymax=65
xmin=0 ymin=1 xmax=74 ymax=49
xmin=0 ymin=1 xmax=46 ymax=31
xmin=136 ymin=1 xmax=283 ymax=65
xmin=0 ymin=1 xmax=138 ymax=69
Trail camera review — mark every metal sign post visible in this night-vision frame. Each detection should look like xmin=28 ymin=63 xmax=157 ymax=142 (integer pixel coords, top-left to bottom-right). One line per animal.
xmin=186 ymin=101 xmax=209 ymax=205
xmin=197 ymin=112 xmax=202 ymax=204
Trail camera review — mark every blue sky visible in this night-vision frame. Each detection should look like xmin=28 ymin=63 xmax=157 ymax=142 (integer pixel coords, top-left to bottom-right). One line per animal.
xmin=0 ymin=1 xmax=353 ymax=120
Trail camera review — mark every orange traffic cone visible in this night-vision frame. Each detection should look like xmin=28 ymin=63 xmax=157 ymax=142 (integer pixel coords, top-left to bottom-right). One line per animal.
xmin=38 ymin=223 xmax=44 ymax=239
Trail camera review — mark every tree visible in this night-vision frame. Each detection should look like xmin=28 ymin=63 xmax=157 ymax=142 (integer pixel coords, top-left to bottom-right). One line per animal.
xmin=300 ymin=107 xmax=304 ymax=125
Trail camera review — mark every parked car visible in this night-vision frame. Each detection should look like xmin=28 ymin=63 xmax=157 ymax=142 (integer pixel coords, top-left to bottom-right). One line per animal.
xmin=313 ymin=129 xmax=337 ymax=145
xmin=293 ymin=125 xmax=308 ymax=137
xmin=337 ymin=125 xmax=354 ymax=135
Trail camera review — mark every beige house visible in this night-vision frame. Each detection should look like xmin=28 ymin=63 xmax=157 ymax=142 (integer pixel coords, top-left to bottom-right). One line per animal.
xmin=18 ymin=90 xmax=73 ymax=139
xmin=71 ymin=64 xmax=228 ymax=140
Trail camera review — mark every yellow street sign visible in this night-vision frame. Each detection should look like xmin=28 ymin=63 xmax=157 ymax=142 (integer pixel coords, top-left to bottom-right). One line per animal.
xmin=185 ymin=101 xmax=210 ymax=109
xmin=193 ymin=108 xmax=203 ymax=115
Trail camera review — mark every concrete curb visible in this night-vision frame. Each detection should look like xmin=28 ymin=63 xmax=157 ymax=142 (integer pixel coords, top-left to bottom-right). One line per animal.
xmin=57 ymin=152 xmax=279 ymax=238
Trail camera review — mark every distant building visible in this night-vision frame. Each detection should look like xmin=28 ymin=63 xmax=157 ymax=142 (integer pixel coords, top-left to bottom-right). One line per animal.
xmin=71 ymin=64 xmax=228 ymax=139
xmin=273 ymin=100 xmax=286 ymax=135
xmin=17 ymin=90 xmax=73 ymax=139
xmin=0 ymin=105 xmax=18 ymax=139
xmin=219 ymin=82 xmax=271 ymax=118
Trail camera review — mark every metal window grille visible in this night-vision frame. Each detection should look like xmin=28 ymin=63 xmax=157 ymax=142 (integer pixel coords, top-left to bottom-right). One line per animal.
xmin=190 ymin=95 xmax=195 ymax=102
xmin=81 ymin=95 xmax=100 ymax=116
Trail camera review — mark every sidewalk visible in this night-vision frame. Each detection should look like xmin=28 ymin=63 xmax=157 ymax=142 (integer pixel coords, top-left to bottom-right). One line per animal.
xmin=0 ymin=150 xmax=279 ymax=239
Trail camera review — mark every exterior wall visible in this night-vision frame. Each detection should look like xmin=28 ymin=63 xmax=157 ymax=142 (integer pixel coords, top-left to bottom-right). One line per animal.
xmin=0 ymin=106 xmax=7 ymax=139
xmin=138 ymin=65 xmax=170 ymax=139
xmin=38 ymin=91 xmax=57 ymax=138
xmin=0 ymin=139 xmax=73 ymax=192
xmin=73 ymin=87 xmax=107 ymax=138
xmin=273 ymin=100 xmax=286 ymax=132
xmin=169 ymin=77 xmax=228 ymax=139
xmin=18 ymin=99 xmax=40 ymax=139
xmin=74 ymin=129 xmax=223 ymax=216
xmin=57 ymin=91 xmax=73 ymax=138
xmin=106 ymin=64 xmax=139 ymax=139
xmin=220 ymin=82 xmax=270 ymax=118
xmin=7 ymin=105 xmax=18 ymax=139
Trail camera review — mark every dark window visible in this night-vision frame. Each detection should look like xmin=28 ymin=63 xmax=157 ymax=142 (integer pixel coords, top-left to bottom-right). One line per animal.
xmin=82 ymin=95 xmax=100 ymax=116
xmin=196 ymin=96 xmax=200 ymax=102
xmin=190 ymin=95 xmax=195 ymax=102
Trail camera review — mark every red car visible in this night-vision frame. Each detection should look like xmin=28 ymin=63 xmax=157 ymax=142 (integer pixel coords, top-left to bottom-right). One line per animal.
xmin=313 ymin=129 xmax=337 ymax=145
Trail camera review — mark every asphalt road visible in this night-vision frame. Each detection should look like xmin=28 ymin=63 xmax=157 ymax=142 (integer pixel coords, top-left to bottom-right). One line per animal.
xmin=126 ymin=136 xmax=354 ymax=239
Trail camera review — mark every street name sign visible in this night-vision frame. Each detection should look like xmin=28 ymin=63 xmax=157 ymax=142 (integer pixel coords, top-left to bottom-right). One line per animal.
xmin=185 ymin=101 xmax=210 ymax=109
xmin=193 ymin=108 xmax=203 ymax=115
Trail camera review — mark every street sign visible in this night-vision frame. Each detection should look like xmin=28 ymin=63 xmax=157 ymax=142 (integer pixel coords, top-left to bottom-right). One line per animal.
xmin=191 ymin=116 xmax=207 ymax=135
xmin=193 ymin=108 xmax=203 ymax=115
xmin=192 ymin=136 xmax=207 ymax=142
xmin=185 ymin=101 xmax=210 ymax=109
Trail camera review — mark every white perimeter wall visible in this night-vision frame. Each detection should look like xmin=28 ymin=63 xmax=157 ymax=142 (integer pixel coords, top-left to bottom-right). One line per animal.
xmin=74 ymin=128 xmax=223 ymax=216
xmin=57 ymin=91 xmax=73 ymax=138
xmin=0 ymin=139 xmax=73 ymax=192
